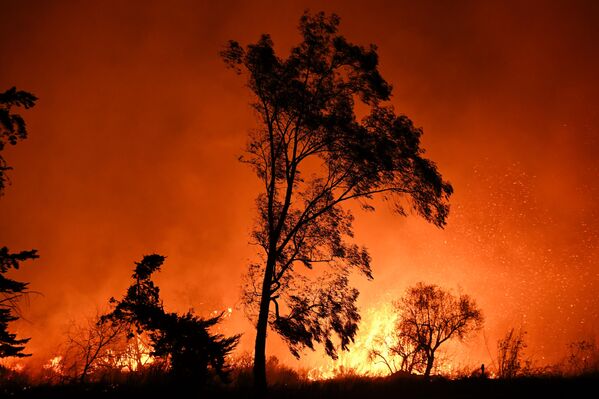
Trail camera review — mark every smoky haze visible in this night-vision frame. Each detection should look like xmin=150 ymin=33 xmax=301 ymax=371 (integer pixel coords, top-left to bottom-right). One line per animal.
xmin=0 ymin=0 xmax=597 ymax=370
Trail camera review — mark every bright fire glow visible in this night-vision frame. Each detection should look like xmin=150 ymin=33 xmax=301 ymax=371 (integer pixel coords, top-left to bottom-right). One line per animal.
xmin=110 ymin=336 xmax=155 ymax=372
xmin=36 ymin=308 xmax=235 ymax=378
xmin=306 ymin=300 xmax=489 ymax=380
xmin=43 ymin=356 xmax=63 ymax=375
xmin=308 ymin=302 xmax=399 ymax=380
xmin=1 ymin=359 xmax=25 ymax=372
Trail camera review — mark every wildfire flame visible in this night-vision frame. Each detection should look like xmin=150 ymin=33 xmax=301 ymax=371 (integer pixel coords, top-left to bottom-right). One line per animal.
xmin=212 ymin=307 xmax=233 ymax=319
xmin=308 ymin=301 xmax=399 ymax=380
xmin=1 ymin=359 xmax=25 ymax=373
xmin=43 ymin=356 xmax=64 ymax=375
xmin=37 ymin=307 xmax=235 ymax=378
xmin=306 ymin=300 xmax=488 ymax=380
xmin=41 ymin=338 xmax=155 ymax=378
xmin=109 ymin=336 xmax=155 ymax=372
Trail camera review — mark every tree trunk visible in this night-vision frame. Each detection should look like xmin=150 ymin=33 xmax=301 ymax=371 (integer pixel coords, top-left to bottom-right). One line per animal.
xmin=80 ymin=365 xmax=89 ymax=384
xmin=424 ymin=354 xmax=434 ymax=379
xmin=253 ymin=255 xmax=276 ymax=393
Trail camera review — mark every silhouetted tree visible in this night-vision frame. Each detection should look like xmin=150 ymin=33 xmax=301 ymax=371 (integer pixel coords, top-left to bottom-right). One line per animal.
xmin=0 ymin=248 xmax=38 ymax=358
xmin=103 ymin=255 xmax=240 ymax=383
xmin=0 ymin=87 xmax=38 ymax=359
xmin=496 ymin=327 xmax=528 ymax=378
xmin=395 ymin=283 xmax=483 ymax=378
xmin=1 ymin=87 xmax=37 ymax=195
xmin=222 ymin=11 xmax=453 ymax=390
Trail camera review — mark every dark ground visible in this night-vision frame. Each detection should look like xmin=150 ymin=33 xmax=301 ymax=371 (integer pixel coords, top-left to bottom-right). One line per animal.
xmin=1 ymin=374 xmax=598 ymax=399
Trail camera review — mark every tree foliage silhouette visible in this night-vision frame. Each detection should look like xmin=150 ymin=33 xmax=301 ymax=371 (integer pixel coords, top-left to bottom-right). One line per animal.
xmin=222 ymin=11 xmax=453 ymax=389
xmin=0 ymin=248 xmax=38 ymax=358
xmin=103 ymin=255 xmax=240 ymax=383
xmin=1 ymin=87 xmax=37 ymax=195
xmin=395 ymin=283 xmax=483 ymax=378
xmin=0 ymin=87 xmax=38 ymax=359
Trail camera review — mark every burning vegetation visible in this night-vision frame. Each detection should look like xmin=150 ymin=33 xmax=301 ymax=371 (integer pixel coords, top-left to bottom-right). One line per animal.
xmin=1 ymin=281 xmax=598 ymax=398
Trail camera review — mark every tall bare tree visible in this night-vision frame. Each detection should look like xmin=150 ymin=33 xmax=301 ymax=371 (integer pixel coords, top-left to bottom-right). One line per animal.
xmin=395 ymin=283 xmax=483 ymax=378
xmin=222 ymin=12 xmax=453 ymax=390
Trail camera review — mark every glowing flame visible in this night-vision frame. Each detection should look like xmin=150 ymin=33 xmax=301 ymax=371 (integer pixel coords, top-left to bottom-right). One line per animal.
xmin=43 ymin=356 xmax=64 ymax=375
xmin=307 ymin=300 xmax=488 ymax=380
xmin=38 ymin=308 xmax=236 ymax=378
xmin=0 ymin=359 xmax=25 ymax=373
xmin=212 ymin=307 xmax=233 ymax=318
xmin=39 ymin=336 xmax=156 ymax=379
xmin=110 ymin=335 xmax=155 ymax=372
xmin=12 ymin=363 xmax=24 ymax=372
xmin=308 ymin=301 xmax=399 ymax=380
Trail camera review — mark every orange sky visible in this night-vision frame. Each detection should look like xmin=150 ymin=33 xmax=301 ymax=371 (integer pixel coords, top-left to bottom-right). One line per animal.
xmin=1 ymin=0 xmax=598 ymax=371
